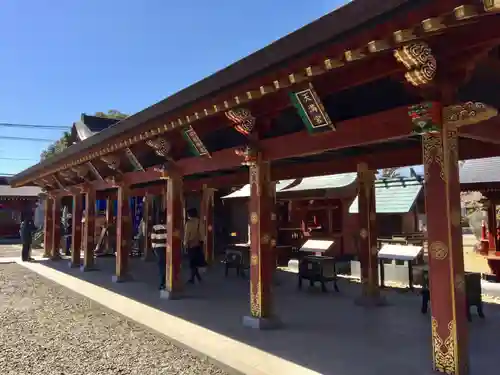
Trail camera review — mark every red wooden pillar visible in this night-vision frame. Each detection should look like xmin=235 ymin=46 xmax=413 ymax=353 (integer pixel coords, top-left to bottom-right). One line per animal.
xmin=355 ymin=163 xmax=383 ymax=305
xmin=81 ymin=188 xmax=97 ymax=271
xmin=423 ymin=124 xmax=469 ymax=374
xmin=50 ymin=196 xmax=62 ymax=260
xmin=113 ymin=185 xmax=132 ymax=282
xmin=243 ymin=154 xmax=279 ymax=329
xmin=105 ymin=196 xmax=113 ymax=252
xmin=43 ymin=197 xmax=54 ymax=258
xmin=161 ymin=175 xmax=184 ymax=299
xmin=142 ymin=193 xmax=154 ymax=261
xmin=486 ymin=200 xmax=497 ymax=252
xmin=70 ymin=193 xmax=83 ymax=268
xmin=201 ymin=185 xmax=215 ymax=264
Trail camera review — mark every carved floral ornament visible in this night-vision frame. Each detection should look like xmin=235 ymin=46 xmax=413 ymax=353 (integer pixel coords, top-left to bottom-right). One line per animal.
xmin=100 ymin=154 xmax=121 ymax=171
xmin=146 ymin=137 xmax=172 ymax=158
xmin=225 ymin=108 xmax=256 ymax=136
xmin=431 ymin=318 xmax=457 ymax=374
xmin=394 ymin=42 xmax=436 ymax=87
xmin=442 ymin=101 xmax=498 ymax=127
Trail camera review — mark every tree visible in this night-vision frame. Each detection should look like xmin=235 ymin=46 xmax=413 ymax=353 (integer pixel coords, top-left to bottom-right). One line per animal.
xmin=40 ymin=131 xmax=72 ymax=161
xmin=40 ymin=110 xmax=128 ymax=161
xmin=94 ymin=109 xmax=128 ymax=120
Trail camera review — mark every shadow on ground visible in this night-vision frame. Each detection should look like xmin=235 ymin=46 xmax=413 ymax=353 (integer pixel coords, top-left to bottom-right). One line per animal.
xmin=37 ymin=256 xmax=500 ymax=375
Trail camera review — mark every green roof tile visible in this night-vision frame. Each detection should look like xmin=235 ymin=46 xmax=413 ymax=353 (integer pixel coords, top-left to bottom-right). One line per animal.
xmin=349 ymin=182 xmax=422 ymax=213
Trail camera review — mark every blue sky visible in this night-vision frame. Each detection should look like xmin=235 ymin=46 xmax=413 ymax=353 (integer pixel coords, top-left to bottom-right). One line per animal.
xmin=0 ymin=0 xmax=341 ymax=175
xmin=0 ymin=0 xmax=422 ymax=178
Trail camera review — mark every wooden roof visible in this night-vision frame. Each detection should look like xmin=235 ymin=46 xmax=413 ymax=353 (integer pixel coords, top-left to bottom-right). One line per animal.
xmin=10 ymin=1 xmax=500 ymax=190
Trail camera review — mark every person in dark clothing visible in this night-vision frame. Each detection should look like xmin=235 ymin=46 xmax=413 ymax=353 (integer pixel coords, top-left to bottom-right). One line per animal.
xmin=184 ymin=208 xmax=205 ymax=284
xmin=20 ymin=217 xmax=36 ymax=262
xmin=151 ymin=213 xmax=167 ymax=290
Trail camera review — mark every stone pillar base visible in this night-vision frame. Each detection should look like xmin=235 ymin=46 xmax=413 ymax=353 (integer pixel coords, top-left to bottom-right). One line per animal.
xmin=112 ymin=274 xmax=133 ymax=283
xmin=160 ymin=289 xmax=182 ymax=300
xmin=242 ymin=315 xmax=282 ymax=330
xmin=355 ymin=294 xmax=388 ymax=307
xmin=50 ymin=254 xmax=62 ymax=261
xmin=80 ymin=264 xmax=98 ymax=272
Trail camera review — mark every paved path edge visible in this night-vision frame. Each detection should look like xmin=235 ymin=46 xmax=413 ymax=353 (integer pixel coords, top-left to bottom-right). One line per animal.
xmin=14 ymin=260 xmax=321 ymax=375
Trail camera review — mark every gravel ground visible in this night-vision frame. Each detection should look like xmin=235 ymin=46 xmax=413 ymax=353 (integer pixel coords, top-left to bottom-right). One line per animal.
xmin=0 ymin=264 xmax=229 ymax=375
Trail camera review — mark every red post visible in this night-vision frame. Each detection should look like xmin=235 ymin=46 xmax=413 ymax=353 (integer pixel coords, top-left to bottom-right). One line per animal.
xmin=355 ymin=163 xmax=383 ymax=305
xmin=113 ymin=185 xmax=132 ymax=282
xmin=50 ymin=196 xmax=62 ymax=260
xmin=243 ymin=154 xmax=279 ymax=329
xmin=161 ymin=175 xmax=184 ymax=299
xmin=70 ymin=193 xmax=83 ymax=267
xmin=423 ymin=124 xmax=469 ymax=374
xmin=201 ymin=185 xmax=215 ymax=264
xmin=486 ymin=203 xmax=497 ymax=252
xmin=81 ymin=188 xmax=96 ymax=271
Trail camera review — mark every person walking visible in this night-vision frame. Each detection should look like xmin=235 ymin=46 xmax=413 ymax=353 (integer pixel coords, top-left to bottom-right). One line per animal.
xmin=151 ymin=213 xmax=167 ymax=290
xmin=20 ymin=216 xmax=36 ymax=262
xmin=184 ymin=208 xmax=205 ymax=284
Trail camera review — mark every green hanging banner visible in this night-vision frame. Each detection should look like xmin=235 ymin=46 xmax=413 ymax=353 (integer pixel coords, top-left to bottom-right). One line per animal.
xmin=183 ymin=126 xmax=210 ymax=157
xmin=290 ymin=83 xmax=335 ymax=134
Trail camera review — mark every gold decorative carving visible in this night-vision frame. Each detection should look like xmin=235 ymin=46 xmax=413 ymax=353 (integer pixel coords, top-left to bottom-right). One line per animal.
xmin=394 ymin=42 xmax=436 ymax=86
xmin=172 ymin=230 xmax=180 ymax=238
xmin=442 ymin=102 xmax=498 ymax=127
xmin=271 ymin=212 xmax=277 ymax=221
xmin=251 ymin=255 xmax=258 ymax=265
xmin=423 ymin=133 xmax=445 ymax=181
xmin=429 ymin=241 xmax=449 ymax=260
xmin=431 ymin=318 xmax=456 ymax=374
xmin=250 ymin=212 xmax=259 ymax=225
xmin=484 ymin=0 xmax=500 ymax=13
xmin=270 ymin=239 xmax=277 ymax=247
xmin=370 ymin=246 xmax=378 ymax=255
xmin=250 ymin=281 xmax=261 ymax=317
xmin=146 ymin=137 xmax=172 ymax=158
xmin=225 ymin=108 xmax=255 ymax=136
xmin=100 ymin=154 xmax=121 ymax=171
xmin=207 ymin=225 xmax=213 ymax=232
xmin=360 ymin=228 xmax=368 ymax=239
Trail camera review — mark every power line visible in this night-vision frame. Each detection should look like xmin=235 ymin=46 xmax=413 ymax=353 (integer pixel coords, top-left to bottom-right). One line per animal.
xmin=0 ymin=122 xmax=70 ymax=130
xmin=0 ymin=135 xmax=55 ymax=142
xmin=0 ymin=157 xmax=37 ymax=161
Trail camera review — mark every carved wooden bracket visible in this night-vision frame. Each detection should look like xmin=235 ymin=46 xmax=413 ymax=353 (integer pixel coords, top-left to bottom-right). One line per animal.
xmin=234 ymin=143 xmax=259 ymax=167
xmin=100 ymin=154 xmax=122 ymax=173
xmin=146 ymin=137 xmax=172 ymax=159
xmin=225 ymin=108 xmax=256 ymax=136
xmin=394 ymin=42 xmax=436 ymax=87
xmin=443 ymin=102 xmax=498 ymax=127
xmin=72 ymin=164 xmax=91 ymax=181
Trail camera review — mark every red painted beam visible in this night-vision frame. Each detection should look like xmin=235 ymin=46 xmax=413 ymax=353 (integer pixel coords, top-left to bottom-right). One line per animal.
xmin=460 ymin=116 xmax=500 ymax=145
xmin=184 ymin=137 xmax=500 ymax=190
xmin=179 ymin=106 xmax=414 ymax=176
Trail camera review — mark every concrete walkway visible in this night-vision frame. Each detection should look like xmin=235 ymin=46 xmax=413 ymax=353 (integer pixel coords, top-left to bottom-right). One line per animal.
xmin=13 ymin=256 xmax=500 ymax=375
xmin=16 ymin=258 xmax=321 ymax=375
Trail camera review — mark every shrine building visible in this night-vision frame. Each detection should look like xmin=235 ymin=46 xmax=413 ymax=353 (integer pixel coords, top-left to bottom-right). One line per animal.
xmin=9 ymin=1 xmax=500 ymax=374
